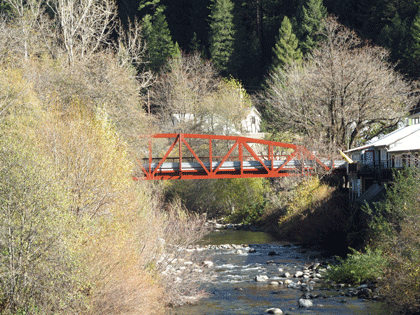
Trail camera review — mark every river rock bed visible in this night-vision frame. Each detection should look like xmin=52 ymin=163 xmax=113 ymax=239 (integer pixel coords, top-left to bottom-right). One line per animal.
xmin=171 ymin=238 xmax=387 ymax=315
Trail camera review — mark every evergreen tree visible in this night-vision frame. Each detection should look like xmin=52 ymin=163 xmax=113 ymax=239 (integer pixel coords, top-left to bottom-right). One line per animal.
xmin=141 ymin=6 xmax=175 ymax=72
xmin=173 ymin=41 xmax=181 ymax=59
xmin=116 ymin=0 xmax=142 ymax=28
xmin=378 ymin=14 xmax=409 ymax=58
xmin=209 ymin=0 xmax=236 ymax=74
xmin=294 ymin=0 xmax=327 ymax=55
xmin=187 ymin=0 xmax=212 ymax=55
xmin=405 ymin=9 xmax=420 ymax=77
xmin=270 ymin=16 xmax=302 ymax=73
xmin=189 ymin=32 xmax=202 ymax=53
xmin=138 ymin=0 xmax=161 ymax=15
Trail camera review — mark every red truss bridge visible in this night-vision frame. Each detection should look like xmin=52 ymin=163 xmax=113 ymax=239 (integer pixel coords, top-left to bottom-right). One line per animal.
xmin=134 ymin=133 xmax=346 ymax=180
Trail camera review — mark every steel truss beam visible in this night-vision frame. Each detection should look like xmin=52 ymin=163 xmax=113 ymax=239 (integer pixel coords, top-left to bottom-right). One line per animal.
xmin=134 ymin=133 xmax=334 ymax=180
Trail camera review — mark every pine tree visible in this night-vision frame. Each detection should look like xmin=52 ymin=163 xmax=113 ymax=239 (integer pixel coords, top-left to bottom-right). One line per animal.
xmin=116 ymin=0 xmax=142 ymax=28
xmin=173 ymin=41 xmax=181 ymax=59
xmin=270 ymin=16 xmax=302 ymax=73
xmin=378 ymin=14 xmax=409 ymax=57
xmin=405 ymin=9 xmax=420 ymax=76
xmin=209 ymin=0 xmax=236 ymax=74
xmin=142 ymin=6 xmax=175 ymax=72
xmin=189 ymin=32 xmax=202 ymax=53
xmin=294 ymin=0 xmax=327 ymax=55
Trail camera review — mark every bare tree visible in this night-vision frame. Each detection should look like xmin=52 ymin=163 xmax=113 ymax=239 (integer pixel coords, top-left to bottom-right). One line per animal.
xmin=151 ymin=52 xmax=220 ymax=133
xmin=47 ymin=0 xmax=117 ymax=65
xmin=1 ymin=0 xmax=55 ymax=61
xmin=115 ymin=18 xmax=155 ymax=90
xmin=151 ymin=52 xmax=249 ymax=135
xmin=263 ymin=17 xmax=417 ymax=152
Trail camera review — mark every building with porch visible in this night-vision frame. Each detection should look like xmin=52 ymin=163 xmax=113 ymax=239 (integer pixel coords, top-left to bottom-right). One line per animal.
xmin=345 ymin=110 xmax=420 ymax=199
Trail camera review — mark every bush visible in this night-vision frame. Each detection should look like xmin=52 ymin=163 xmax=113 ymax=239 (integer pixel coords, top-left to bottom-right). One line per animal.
xmin=286 ymin=176 xmax=330 ymax=215
xmin=327 ymin=247 xmax=387 ymax=285
xmin=364 ymin=167 xmax=420 ymax=313
xmin=0 ymin=111 xmax=86 ymax=314
xmin=0 ymin=43 xmax=210 ymax=315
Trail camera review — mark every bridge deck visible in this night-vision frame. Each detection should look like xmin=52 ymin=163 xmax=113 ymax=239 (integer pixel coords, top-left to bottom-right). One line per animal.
xmin=144 ymin=160 xmax=346 ymax=172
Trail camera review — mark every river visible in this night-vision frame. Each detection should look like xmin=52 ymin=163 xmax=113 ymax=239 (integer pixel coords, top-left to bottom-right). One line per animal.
xmin=170 ymin=229 xmax=389 ymax=315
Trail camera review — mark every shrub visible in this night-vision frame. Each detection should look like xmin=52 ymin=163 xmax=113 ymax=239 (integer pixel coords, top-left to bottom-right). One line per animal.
xmin=364 ymin=167 xmax=420 ymax=313
xmin=286 ymin=176 xmax=330 ymax=215
xmin=0 ymin=114 xmax=86 ymax=314
xmin=0 ymin=48 xmax=210 ymax=315
xmin=326 ymin=247 xmax=387 ymax=285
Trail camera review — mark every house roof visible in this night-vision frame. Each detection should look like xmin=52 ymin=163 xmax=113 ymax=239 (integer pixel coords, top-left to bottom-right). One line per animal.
xmin=388 ymin=130 xmax=420 ymax=152
xmin=346 ymin=124 xmax=420 ymax=153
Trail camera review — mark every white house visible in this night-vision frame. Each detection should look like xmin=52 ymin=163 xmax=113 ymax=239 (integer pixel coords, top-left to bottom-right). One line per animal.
xmin=171 ymin=106 xmax=263 ymax=137
xmin=345 ymin=110 xmax=420 ymax=198
xmin=346 ymin=123 xmax=420 ymax=169
xmin=241 ymin=106 xmax=262 ymax=135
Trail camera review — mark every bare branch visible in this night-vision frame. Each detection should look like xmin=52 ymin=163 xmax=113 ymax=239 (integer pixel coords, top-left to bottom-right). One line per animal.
xmin=48 ymin=0 xmax=117 ymax=65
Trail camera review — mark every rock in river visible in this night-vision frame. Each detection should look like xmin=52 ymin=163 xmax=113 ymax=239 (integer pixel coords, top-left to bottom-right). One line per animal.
xmin=298 ymin=298 xmax=313 ymax=308
xmin=255 ymin=275 xmax=270 ymax=282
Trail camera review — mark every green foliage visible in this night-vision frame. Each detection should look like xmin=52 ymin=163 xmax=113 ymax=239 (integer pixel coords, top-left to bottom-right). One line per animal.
xmin=358 ymin=167 xmax=420 ymax=312
xmin=138 ymin=0 xmax=161 ymax=12
xmin=0 ymin=1 xmax=13 ymax=18
xmin=366 ymin=167 xmax=420 ymax=243
xmin=294 ymin=0 xmax=327 ymax=55
xmin=209 ymin=0 xmax=236 ymax=74
xmin=327 ymin=247 xmax=387 ymax=285
xmin=286 ymin=177 xmax=328 ymax=214
xmin=142 ymin=7 xmax=176 ymax=72
xmin=216 ymin=178 xmax=268 ymax=224
xmin=173 ymin=41 xmax=181 ymax=59
xmin=189 ymin=32 xmax=201 ymax=53
xmin=404 ymin=9 xmax=420 ymax=76
xmin=270 ymin=16 xmax=302 ymax=73
xmin=378 ymin=14 xmax=409 ymax=56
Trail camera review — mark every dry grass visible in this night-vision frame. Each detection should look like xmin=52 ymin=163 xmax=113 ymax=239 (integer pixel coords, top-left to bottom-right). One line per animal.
xmin=140 ymin=186 xmax=211 ymax=307
xmin=83 ymin=192 xmax=166 ymax=315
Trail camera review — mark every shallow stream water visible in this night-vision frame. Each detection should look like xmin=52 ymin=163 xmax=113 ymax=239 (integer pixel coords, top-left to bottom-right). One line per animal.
xmin=171 ymin=229 xmax=389 ymax=315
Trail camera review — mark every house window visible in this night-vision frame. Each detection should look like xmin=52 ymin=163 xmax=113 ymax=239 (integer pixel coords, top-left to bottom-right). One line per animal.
xmin=251 ymin=116 xmax=256 ymax=124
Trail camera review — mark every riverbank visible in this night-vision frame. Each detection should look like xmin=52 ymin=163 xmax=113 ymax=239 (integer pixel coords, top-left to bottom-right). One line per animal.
xmin=256 ymin=171 xmax=420 ymax=314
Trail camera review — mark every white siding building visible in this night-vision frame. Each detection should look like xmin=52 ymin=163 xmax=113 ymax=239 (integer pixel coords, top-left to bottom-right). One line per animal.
xmin=345 ymin=110 xmax=420 ymax=198
xmin=241 ymin=107 xmax=262 ymax=135
xmin=171 ymin=106 xmax=263 ymax=137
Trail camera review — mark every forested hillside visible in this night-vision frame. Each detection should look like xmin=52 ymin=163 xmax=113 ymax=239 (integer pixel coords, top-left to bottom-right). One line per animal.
xmin=116 ymin=0 xmax=420 ymax=84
